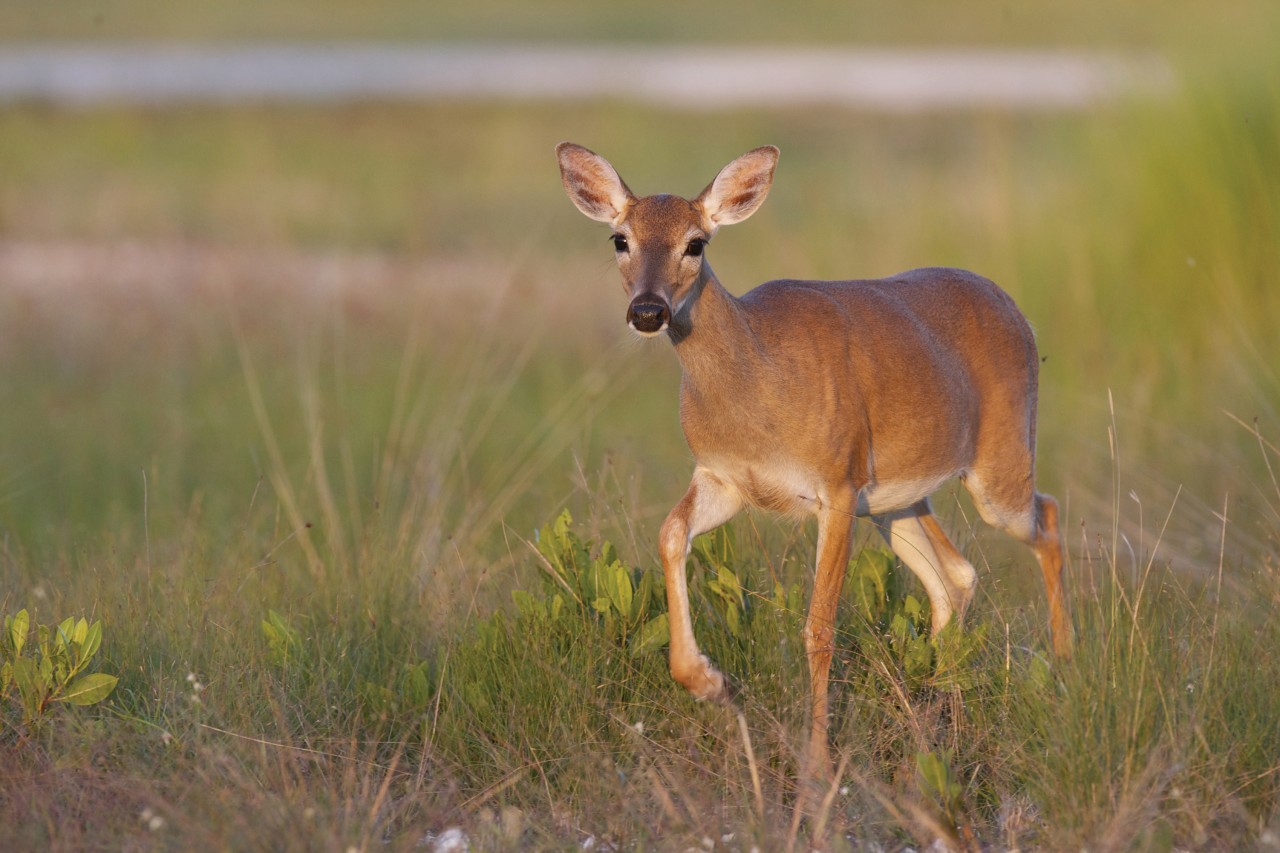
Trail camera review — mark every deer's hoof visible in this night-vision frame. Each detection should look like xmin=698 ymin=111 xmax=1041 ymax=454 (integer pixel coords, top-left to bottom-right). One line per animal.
xmin=674 ymin=655 xmax=731 ymax=704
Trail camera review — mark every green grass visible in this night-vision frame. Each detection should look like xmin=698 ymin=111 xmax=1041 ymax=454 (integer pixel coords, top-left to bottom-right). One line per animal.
xmin=0 ymin=0 xmax=1274 ymax=53
xmin=2 ymin=41 xmax=1280 ymax=851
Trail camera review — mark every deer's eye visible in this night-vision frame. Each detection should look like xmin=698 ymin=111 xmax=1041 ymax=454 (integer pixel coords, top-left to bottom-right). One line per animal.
xmin=611 ymin=234 xmax=629 ymax=253
xmin=685 ymin=238 xmax=706 ymax=257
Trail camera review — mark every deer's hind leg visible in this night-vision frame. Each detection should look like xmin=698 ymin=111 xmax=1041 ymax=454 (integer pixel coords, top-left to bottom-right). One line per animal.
xmin=964 ymin=454 xmax=1072 ymax=657
xmin=873 ymin=499 xmax=979 ymax=634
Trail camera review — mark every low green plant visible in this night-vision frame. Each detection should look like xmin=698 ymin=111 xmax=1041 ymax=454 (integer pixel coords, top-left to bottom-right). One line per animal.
xmin=916 ymin=748 xmax=967 ymax=835
xmin=1 ymin=609 xmax=119 ymax=731
xmin=529 ymin=509 xmax=990 ymax=695
xmin=360 ymin=660 xmax=433 ymax=722
xmin=530 ymin=508 xmax=668 ymax=654
xmin=261 ymin=608 xmax=303 ymax=667
xmin=843 ymin=547 xmax=987 ymax=693
xmin=432 ymin=510 xmax=993 ymax=797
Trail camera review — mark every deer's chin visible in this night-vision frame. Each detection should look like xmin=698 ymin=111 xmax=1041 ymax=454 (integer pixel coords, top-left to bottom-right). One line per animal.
xmin=628 ymin=323 xmax=667 ymax=338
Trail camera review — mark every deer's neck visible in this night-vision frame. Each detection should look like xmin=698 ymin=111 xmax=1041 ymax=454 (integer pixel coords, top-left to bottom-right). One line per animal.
xmin=668 ymin=267 xmax=760 ymax=385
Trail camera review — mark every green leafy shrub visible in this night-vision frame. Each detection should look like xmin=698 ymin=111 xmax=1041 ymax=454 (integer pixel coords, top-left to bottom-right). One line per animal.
xmin=359 ymin=660 xmax=433 ymax=722
xmin=261 ymin=608 xmax=303 ymax=667
xmin=529 ymin=508 xmax=668 ymax=654
xmin=842 ymin=548 xmax=987 ymax=694
xmin=431 ymin=509 xmax=990 ymax=799
xmin=1 ymin=609 xmax=119 ymax=731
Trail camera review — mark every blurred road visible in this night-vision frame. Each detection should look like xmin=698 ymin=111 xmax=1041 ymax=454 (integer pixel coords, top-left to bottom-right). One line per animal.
xmin=0 ymin=44 xmax=1173 ymax=109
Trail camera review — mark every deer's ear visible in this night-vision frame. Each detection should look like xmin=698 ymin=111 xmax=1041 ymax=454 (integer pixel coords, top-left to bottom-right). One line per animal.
xmin=556 ymin=142 xmax=635 ymax=225
xmin=696 ymin=146 xmax=779 ymax=229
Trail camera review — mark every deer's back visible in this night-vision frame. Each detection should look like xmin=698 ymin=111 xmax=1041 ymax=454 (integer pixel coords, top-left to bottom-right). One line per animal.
xmin=737 ymin=267 xmax=1038 ymax=405
xmin=682 ymin=267 xmax=1039 ymax=510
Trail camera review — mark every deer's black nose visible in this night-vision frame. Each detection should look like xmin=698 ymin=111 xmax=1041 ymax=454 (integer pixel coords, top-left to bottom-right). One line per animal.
xmin=627 ymin=299 xmax=670 ymax=334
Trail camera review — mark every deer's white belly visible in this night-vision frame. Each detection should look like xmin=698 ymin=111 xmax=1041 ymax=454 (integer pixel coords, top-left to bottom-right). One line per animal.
xmin=702 ymin=458 xmax=821 ymax=518
xmin=856 ymin=470 xmax=959 ymax=516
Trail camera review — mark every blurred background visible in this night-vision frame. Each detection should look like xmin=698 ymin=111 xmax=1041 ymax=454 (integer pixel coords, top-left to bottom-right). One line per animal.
xmin=2 ymin=0 xmax=1277 ymax=574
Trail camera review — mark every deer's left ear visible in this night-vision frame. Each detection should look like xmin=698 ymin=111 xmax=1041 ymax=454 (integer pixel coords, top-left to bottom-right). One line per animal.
xmin=696 ymin=146 xmax=779 ymax=229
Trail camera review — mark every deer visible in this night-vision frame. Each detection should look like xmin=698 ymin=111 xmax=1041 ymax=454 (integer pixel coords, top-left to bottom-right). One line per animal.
xmin=555 ymin=141 xmax=1072 ymax=793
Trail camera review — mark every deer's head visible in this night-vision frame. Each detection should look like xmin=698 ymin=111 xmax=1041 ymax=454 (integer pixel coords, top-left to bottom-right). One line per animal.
xmin=557 ymin=142 xmax=778 ymax=336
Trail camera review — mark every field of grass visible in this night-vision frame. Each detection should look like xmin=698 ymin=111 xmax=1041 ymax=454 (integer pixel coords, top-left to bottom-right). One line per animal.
xmin=3 ymin=11 xmax=1280 ymax=850
xmin=0 ymin=0 xmax=1274 ymax=51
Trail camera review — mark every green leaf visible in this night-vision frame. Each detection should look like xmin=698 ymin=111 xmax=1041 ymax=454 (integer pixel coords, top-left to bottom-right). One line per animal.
xmin=9 ymin=609 xmax=29 ymax=657
xmin=262 ymin=609 xmax=301 ymax=664
xmin=57 ymin=616 xmax=76 ymax=649
xmin=725 ymin=602 xmax=742 ymax=638
xmin=72 ymin=618 xmax=89 ymax=645
xmin=604 ymin=561 xmax=633 ymax=619
xmin=1025 ymin=652 xmax=1054 ymax=692
xmin=890 ymin=613 xmax=910 ymax=644
xmin=401 ymin=662 xmax=431 ymax=709
xmin=631 ymin=613 xmax=670 ymax=657
xmin=915 ymin=749 xmax=963 ymax=820
xmin=551 ymin=508 xmax=573 ymax=543
xmin=904 ymin=637 xmax=935 ymax=681
xmin=848 ymin=548 xmax=894 ymax=620
xmin=512 ymin=589 xmax=542 ymax=619
xmin=716 ymin=566 xmax=743 ymax=604
xmin=536 ymin=509 xmax=575 ymax=566
xmin=535 ymin=509 xmax=592 ymax=605
xmin=56 ymin=673 xmax=119 ymax=706
xmin=631 ymin=570 xmax=655 ymax=622
xmin=600 ymin=541 xmax=619 ymax=568
xmin=80 ymin=621 xmax=103 ymax=664
xmin=360 ymin=681 xmax=395 ymax=714
xmin=53 ymin=651 xmax=71 ymax=684
xmin=11 ymin=656 xmax=44 ymax=716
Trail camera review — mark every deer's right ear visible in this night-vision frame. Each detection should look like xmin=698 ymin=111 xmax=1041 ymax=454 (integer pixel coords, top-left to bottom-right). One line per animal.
xmin=556 ymin=142 xmax=634 ymax=225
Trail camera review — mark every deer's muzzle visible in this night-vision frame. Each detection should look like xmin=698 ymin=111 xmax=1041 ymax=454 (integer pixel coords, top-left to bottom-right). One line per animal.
xmin=627 ymin=297 xmax=671 ymax=335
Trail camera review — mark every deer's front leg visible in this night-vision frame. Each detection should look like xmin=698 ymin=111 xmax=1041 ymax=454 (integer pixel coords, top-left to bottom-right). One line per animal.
xmin=658 ymin=468 xmax=743 ymax=703
xmin=802 ymin=492 xmax=856 ymax=786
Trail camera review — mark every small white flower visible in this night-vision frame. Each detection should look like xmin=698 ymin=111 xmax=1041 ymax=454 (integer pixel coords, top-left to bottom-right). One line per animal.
xmin=160 ymin=731 xmax=173 ymax=746
xmin=148 ymin=815 xmax=165 ymax=831
xmin=186 ymin=672 xmax=205 ymax=703
xmin=632 ymin=721 xmax=644 ymax=734
xmin=139 ymin=807 xmax=154 ymax=823
xmin=433 ymin=827 xmax=470 ymax=852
